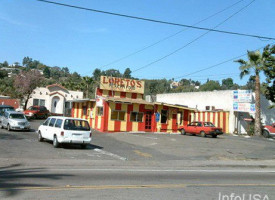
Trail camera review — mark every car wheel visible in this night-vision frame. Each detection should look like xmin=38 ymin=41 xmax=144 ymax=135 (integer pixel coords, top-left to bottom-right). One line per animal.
xmin=180 ymin=129 xmax=186 ymax=135
xmin=7 ymin=124 xmax=11 ymax=131
xmin=200 ymin=131 xmax=206 ymax=137
xmin=34 ymin=114 xmax=38 ymax=119
xmin=263 ymin=130 xmax=270 ymax=138
xmin=81 ymin=144 xmax=87 ymax=149
xmin=53 ymin=136 xmax=60 ymax=148
xmin=38 ymin=131 xmax=44 ymax=142
xmin=212 ymin=135 xmax=217 ymax=138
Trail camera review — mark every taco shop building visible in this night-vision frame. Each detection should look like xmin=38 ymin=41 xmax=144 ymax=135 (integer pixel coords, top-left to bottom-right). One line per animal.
xmin=71 ymin=76 xmax=229 ymax=133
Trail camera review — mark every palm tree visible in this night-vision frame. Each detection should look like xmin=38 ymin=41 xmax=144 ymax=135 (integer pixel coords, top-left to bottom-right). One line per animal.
xmin=82 ymin=76 xmax=94 ymax=98
xmin=235 ymin=50 xmax=267 ymax=136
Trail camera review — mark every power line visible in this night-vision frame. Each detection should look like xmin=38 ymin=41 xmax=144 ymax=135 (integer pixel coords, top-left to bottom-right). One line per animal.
xmin=173 ymin=42 xmax=274 ymax=80
xmin=96 ymin=0 xmax=245 ymax=70
xmin=132 ymin=0 xmax=256 ymax=73
xmin=37 ymin=0 xmax=275 ymax=41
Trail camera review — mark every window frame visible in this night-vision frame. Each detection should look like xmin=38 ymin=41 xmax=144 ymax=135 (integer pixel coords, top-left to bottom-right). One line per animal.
xmin=110 ymin=110 xmax=126 ymax=121
xmin=160 ymin=109 xmax=168 ymax=124
xmin=54 ymin=119 xmax=63 ymax=128
xmin=130 ymin=111 xmax=144 ymax=122
xmin=49 ymin=118 xmax=56 ymax=127
xmin=97 ymin=107 xmax=103 ymax=116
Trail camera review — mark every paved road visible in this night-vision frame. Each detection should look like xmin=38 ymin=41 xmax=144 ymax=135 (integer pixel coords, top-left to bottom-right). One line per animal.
xmin=0 ymin=120 xmax=274 ymax=199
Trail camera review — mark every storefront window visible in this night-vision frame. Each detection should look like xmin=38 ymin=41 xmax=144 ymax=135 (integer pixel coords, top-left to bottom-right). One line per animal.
xmin=97 ymin=107 xmax=103 ymax=116
xmin=83 ymin=106 xmax=87 ymax=116
xmin=111 ymin=110 xmax=125 ymax=121
xmin=130 ymin=112 xmax=143 ymax=122
xmin=161 ymin=110 xmax=168 ymax=124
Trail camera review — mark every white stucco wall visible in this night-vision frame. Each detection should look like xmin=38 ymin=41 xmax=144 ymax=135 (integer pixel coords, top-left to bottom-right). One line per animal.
xmin=156 ymin=90 xmax=275 ymax=134
xmin=26 ymin=86 xmax=83 ymax=114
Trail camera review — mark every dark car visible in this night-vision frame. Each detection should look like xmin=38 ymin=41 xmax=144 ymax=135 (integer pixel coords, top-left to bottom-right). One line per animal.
xmin=178 ymin=121 xmax=223 ymax=138
xmin=24 ymin=106 xmax=50 ymax=119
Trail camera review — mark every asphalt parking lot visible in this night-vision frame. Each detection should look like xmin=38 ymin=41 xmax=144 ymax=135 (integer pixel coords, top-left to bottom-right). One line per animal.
xmin=1 ymin=120 xmax=275 ymax=200
xmin=0 ymin=119 xmax=275 ymax=165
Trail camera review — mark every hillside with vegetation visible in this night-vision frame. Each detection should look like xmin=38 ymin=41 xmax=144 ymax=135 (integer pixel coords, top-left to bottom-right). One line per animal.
xmin=0 ymin=54 xmax=274 ymax=104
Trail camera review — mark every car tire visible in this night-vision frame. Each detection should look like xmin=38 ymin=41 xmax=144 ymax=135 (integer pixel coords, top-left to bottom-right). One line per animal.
xmin=53 ymin=135 xmax=60 ymax=148
xmin=38 ymin=131 xmax=44 ymax=142
xmin=81 ymin=144 xmax=87 ymax=149
xmin=34 ymin=114 xmax=37 ymax=119
xmin=7 ymin=124 xmax=11 ymax=131
xmin=212 ymin=135 xmax=217 ymax=138
xmin=180 ymin=129 xmax=186 ymax=135
xmin=263 ymin=130 xmax=270 ymax=138
xmin=200 ymin=131 xmax=206 ymax=137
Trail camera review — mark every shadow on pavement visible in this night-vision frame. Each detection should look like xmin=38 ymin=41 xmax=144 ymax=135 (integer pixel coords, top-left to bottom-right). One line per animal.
xmin=0 ymin=164 xmax=72 ymax=197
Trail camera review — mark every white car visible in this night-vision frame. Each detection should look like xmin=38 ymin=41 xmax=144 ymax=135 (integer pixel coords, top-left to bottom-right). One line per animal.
xmin=1 ymin=111 xmax=31 ymax=131
xmin=37 ymin=117 xmax=92 ymax=148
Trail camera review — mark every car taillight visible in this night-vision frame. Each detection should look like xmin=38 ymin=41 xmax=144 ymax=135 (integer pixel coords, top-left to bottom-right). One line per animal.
xmin=90 ymin=132 xmax=92 ymax=137
xmin=61 ymin=131 xmax=64 ymax=136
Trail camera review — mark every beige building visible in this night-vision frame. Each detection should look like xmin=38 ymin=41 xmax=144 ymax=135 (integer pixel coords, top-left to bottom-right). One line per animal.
xmin=27 ymin=84 xmax=83 ymax=115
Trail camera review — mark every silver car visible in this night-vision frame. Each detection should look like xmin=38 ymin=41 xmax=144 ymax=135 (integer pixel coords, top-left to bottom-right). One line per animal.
xmin=1 ymin=111 xmax=31 ymax=131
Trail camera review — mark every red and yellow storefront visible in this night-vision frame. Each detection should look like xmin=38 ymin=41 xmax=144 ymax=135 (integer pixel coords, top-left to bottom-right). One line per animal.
xmin=71 ymin=76 xmax=229 ymax=133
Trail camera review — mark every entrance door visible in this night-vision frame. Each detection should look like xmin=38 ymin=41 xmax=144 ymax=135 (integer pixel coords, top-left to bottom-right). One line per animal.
xmin=145 ymin=111 xmax=152 ymax=132
xmin=172 ymin=114 xmax=178 ymax=132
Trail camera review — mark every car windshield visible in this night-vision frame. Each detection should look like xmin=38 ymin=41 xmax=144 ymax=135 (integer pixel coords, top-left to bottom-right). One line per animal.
xmin=0 ymin=107 xmax=14 ymax=116
xmin=28 ymin=106 xmax=39 ymax=110
xmin=9 ymin=114 xmax=25 ymax=119
xmin=204 ymin=122 xmax=215 ymax=127
xmin=64 ymin=119 xmax=90 ymax=131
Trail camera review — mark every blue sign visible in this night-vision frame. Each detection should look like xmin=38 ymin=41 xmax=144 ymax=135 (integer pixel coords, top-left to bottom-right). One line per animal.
xmin=155 ymin=112 xmax=160 ymax=122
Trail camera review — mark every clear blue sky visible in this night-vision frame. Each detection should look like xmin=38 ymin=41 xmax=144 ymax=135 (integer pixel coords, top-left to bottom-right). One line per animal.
xmin=0 ymin=0 xmax=274 ymax=85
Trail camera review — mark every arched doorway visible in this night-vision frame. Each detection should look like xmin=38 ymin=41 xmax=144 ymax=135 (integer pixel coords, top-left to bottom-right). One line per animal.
xmin=51 ymin=96 xmax=60 ymax=114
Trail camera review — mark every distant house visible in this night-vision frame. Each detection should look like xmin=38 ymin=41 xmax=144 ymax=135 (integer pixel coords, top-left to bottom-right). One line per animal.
xmin=26 ymin=84 xmax=83 ymax=115
xmin=170 ymin=81 xmax=180 ymax=89
xmin=0 ymin=95 xmax=20 ymax=109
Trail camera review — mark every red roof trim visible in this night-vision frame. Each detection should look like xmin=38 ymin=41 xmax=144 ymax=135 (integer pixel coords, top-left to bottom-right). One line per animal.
xmin=49 ymin=91 xmax=65 ymax=98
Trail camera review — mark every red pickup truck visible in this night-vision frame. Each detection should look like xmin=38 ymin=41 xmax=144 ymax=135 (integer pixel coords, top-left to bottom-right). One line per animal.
xmin=262 ymin=123 xmax=275 ymax=138
xmin=178 ymin=121 xmax=223 ymax=138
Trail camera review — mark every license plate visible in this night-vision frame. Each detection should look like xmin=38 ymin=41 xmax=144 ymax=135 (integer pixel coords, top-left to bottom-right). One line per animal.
xmin=20 ymin=126 xmax=24 ymax=129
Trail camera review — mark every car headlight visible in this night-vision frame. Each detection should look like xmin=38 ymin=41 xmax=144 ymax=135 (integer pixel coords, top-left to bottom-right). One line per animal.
xmin=29 ymin=113 xmax=34 ymax=116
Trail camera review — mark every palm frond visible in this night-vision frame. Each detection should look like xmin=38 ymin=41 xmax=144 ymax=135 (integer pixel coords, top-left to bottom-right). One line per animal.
xmin=234 ymin=59 xmax=247 ymax=65
xmin=240 ymin=69 xmax=250 ymax=79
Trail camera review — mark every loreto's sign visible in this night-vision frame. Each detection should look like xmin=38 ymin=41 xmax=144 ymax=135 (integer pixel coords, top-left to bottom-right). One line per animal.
xmin=100 ymin=76 xmax=145 ymax=94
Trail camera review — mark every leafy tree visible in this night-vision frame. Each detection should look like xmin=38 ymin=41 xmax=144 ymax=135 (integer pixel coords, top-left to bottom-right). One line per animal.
xmin=22 ymin=57 xmax=32 ymax=67
xmin=92 ymin=68 xmax=102 ymax=81
xmin=0 ymin=70 xmax=8 ymax=79
xmin=14 ymin=70 xmax=44 ymax=110
xmin=102 ymin=69 xmax=121 ymax=77
xmin=123 ymin=68 xmax=132 ymax=78
xmin=262 ymin=45 xmax=275 ymax=104
xmin=43 ymin=67 xmax=51 ymax=78
xmin=200 ymin=80 xmax=221 ymax=91
xmin=180 ymin=79 xmax=190 ymax=86
xmin=235 ymin=47 xmax=273 ymax=136
xmin=2 ymin=61 xmax=9 ymax=68
xmin=222 ymin=78 xmax=234 ymax=89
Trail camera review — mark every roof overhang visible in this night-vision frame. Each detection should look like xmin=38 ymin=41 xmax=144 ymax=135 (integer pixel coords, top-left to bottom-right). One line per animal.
xmin=67 ymin=99 xmax=96 ymax=103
